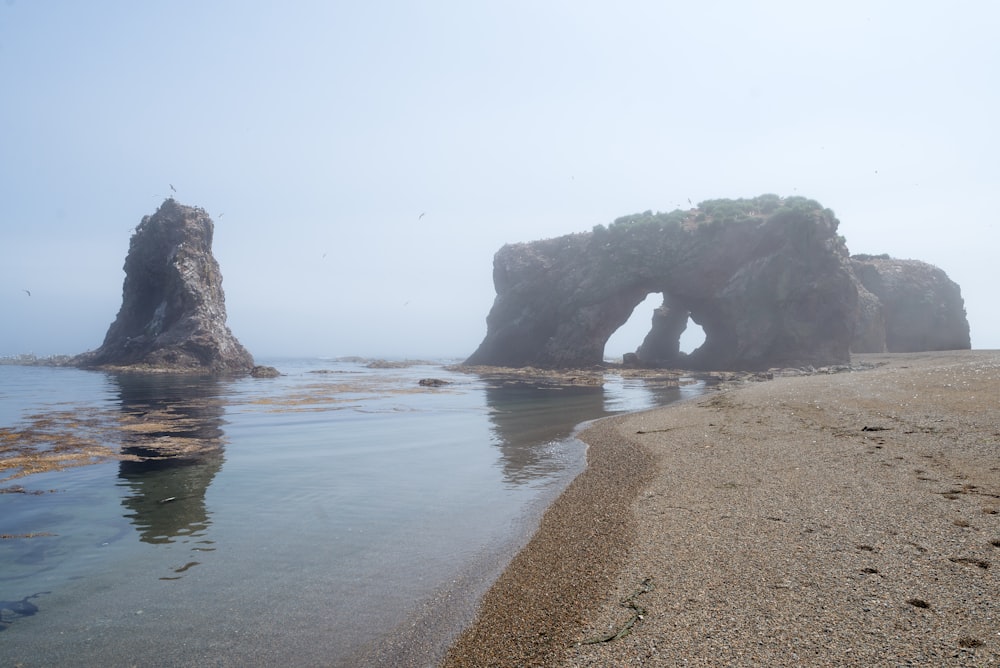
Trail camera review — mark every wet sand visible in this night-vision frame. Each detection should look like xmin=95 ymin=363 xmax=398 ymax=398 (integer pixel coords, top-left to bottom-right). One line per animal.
xmin=442 ymin=350 xmax=1000 ymax=666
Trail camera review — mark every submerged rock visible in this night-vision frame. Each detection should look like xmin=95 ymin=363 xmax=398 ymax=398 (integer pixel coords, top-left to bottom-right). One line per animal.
xmin=74 ymin=199 xmax=255 ymax=373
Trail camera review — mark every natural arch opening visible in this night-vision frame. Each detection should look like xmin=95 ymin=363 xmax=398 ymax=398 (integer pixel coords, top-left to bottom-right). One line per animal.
xmin=604 ymin=292 xmax=709 ymax=365
xmin=604 ymin=293 xmax=659 ymax=362
xmin=680 ymin=320 xmax=706 ymax=354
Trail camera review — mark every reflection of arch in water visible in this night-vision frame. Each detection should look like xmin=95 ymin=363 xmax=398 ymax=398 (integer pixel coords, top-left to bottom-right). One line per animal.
xmin=482 ymin=383 xmax=608 ymax=485
xmin=483 ymin=377 xmax=689 ymax=486
xmin=110 ymin=373 xmax=227 ymax=546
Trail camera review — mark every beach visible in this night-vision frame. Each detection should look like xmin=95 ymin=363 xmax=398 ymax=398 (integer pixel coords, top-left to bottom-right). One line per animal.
xmin=442 ymin=350 xmax=999 ymax=666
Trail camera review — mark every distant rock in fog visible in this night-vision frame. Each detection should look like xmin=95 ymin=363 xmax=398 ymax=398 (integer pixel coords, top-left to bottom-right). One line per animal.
xmin=74 ymin=199 xmax=255 ymax=373
xmin=465 ymin=195 xmax=971 ymax=371
xmin=850 ymin=254 xmax=970 ymax=353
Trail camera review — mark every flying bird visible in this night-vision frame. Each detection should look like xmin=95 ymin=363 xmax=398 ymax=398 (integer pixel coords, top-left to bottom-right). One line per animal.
xmin=169 ymin=184 xmax=177 ymax=192
xmin=418 ymin=212 xmax=426 ymax=220
xmin=23 ymin=289 xmax=31 ymax=296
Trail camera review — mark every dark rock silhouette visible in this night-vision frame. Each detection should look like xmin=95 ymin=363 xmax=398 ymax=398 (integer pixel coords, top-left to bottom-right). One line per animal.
xmin=849 ymin=276 xmax=888 ymax=354
xmin=467 ymin=196 xmax=859 ymax=370
xmin=466 ymin=195 xmax=970 ymax=370
xmin=850 ymin=255 xmax=970 ymax=352
xmin=74 ymin=199 xmax=254 ymax=373
xmin=635 ymin=293 xmax=697 ymax=366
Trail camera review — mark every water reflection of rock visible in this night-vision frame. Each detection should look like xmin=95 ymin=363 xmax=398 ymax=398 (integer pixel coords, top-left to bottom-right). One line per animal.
xmin=111 ymin=373 xmax=226 ymax=547
xmin=483 ymin=383 xmax=608 ymax=485
xmin=483 ymin=378 xmax=687 ymax=486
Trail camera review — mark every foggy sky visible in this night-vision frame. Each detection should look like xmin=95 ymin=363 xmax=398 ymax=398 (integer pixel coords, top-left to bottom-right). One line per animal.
xmin=2 ymin=2 xmax=998 ymax=359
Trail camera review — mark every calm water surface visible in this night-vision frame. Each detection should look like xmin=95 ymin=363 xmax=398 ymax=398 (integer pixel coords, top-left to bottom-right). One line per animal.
xmin=0 ymin=359 xmax=701 ymax=666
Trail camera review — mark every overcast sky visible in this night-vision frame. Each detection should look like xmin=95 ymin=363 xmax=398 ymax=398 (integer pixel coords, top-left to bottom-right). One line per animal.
xmin=2 ymin=1 xmax=997 ymax=360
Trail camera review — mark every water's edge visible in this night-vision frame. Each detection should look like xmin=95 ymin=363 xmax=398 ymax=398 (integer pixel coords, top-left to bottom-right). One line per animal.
xmin=370 ymin=385 xmax=713 ymax=668
xmin=1 ymin=361 xmax=705 ymax=666
xmin=351 ymin=428 xmax=592 ymax=667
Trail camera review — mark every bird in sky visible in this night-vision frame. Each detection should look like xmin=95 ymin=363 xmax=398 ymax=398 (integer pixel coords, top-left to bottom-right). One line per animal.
xmin=23 ymin=289 xmax=31 ymax=296
xmin=418 ymin=212 xmax=426 ymax=220
xmin=169 ymin=184 xmax=177 ymax=192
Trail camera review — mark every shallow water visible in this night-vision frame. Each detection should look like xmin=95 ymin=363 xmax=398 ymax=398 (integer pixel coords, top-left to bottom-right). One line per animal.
xmin=0 ymin=359 xmax=701 ymax=666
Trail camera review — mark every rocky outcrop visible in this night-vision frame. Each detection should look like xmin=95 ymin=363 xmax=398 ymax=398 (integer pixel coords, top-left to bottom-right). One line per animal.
xmin=466 ymin=196 xmax=860 ymax=371
xmin=250 ymin=365 xmax=281 ymax=378
xmin=74 ymin=199 xmax=255 ymax=373
xmin=466 ymin=196 xmax=971 ymax=370
xmin=849 ymin=278 xmax=888 ymax=354
xmin=850 ymin=255 xmax=970 ymax=352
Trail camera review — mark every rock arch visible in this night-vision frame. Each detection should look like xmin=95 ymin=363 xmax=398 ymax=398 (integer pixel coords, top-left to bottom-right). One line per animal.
xmin=466 ymin=197 xmax=860 ymax=371
xmin=466 ymin=197 xmax=971 ymax=370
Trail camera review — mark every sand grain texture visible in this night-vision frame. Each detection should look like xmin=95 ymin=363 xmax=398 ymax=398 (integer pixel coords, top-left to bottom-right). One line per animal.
xmin=443 ymin=351 xmax=1000 ymax=667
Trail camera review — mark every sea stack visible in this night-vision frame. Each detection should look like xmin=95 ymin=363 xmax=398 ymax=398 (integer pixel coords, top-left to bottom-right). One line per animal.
xmin=75 ymin=199 xmax=255 ymax=373
xmin=850 ymin=254 xmax=971 ymax=353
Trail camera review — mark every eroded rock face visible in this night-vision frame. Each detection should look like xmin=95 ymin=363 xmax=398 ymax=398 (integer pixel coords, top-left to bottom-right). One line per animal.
xmin=850 ymin=255 xmax=970 ymax=352
xmin=75 ymin=199 xmax=254 ymax=373
xmin=466 ymin=196 xmax=860 ymax=370
xmin=850 ymin=277 xmax=888 ymax=354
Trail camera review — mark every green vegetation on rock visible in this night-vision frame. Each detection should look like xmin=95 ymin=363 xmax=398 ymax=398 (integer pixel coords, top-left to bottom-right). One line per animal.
xmin=593 ymin=194 xmax=838 ymax=237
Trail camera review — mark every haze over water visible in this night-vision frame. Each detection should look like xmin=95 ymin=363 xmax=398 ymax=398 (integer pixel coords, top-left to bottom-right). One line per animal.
xmin=2 ymin=3 xmax=998 ymax=358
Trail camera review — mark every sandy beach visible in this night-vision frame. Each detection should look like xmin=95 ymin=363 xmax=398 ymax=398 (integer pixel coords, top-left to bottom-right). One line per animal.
xmin=442 ymin=350 xmax=999 ymax=667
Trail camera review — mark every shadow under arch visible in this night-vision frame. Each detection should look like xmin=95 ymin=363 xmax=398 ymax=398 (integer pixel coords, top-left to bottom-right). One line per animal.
xmin=110 ymin=373 xmax=228 ymax=547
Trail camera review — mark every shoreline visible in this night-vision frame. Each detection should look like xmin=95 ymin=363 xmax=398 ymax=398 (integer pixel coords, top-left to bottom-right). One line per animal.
xmin=442 ymin=350 xmax=1000 ymax=666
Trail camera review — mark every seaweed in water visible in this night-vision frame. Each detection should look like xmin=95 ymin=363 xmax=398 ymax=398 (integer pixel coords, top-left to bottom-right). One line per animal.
xmin=0 ymin=591 xmax=50 ymax=630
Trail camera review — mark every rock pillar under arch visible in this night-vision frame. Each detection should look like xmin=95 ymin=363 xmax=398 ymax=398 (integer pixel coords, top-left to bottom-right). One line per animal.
xmin=635 ymin=294 xmax=690 ymax=366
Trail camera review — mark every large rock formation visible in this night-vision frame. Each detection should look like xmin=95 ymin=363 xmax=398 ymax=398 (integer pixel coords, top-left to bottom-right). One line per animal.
xmin=75 ymin=199 xmax=255 ymax=373
xmin=466 ymin=196 xmax=860 ymax=371
xmin=466 ymin=195 xmax=971 ymax=370
xmin=850 ymin=254 xmax=970 ymax=352
xmin=849 ymin=276 xmax=888 ymax=354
